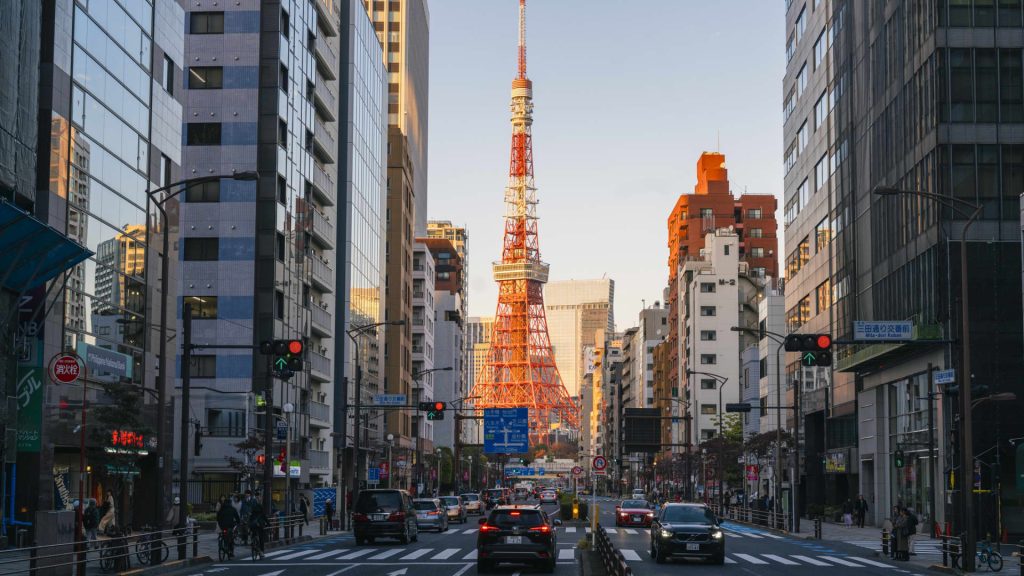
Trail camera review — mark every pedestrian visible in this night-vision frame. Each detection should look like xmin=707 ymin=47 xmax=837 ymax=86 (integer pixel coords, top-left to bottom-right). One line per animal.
xmin=905 ymin=507 xmax=919 ymax=556
xmin=896 ymin=508 xmax=912 ymax=561
xmin=325 ymin=499 xmax=335 ymax=531
xmin=854 ymin=494 xmax=868 ymax=528
xmin=842 ymin=498 xmax=854 ymax=527
xmin=299 ymin=494 xmax=309 ymax=525
xmin=98 ymin=491 xmax=116 ymax=535
xmin=166 ymin=496 xmax=181 ymax=528
xmin=83 ymin=499 xmax=100 ymax=545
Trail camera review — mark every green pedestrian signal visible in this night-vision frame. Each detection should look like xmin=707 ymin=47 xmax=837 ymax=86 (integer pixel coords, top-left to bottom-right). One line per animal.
xmin=894 ymin=449 xmax=905 ymax=468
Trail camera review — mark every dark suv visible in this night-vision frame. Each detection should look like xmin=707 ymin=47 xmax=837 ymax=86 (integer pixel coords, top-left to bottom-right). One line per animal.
xmin=477 ymin=504 xmax=561 ymax=573
xmin=649 ymin=503 xmax=724 ymax=564
xmin=353 ymin=489 xmax=419 ymax=545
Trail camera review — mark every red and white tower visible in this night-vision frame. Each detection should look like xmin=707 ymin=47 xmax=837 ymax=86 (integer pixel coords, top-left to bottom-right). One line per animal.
xmin=473 ymin=0 xmax=580 ymax=443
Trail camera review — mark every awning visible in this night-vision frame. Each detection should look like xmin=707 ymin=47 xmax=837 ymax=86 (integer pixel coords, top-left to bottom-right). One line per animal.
xmin=0 ymin=199 xmax=93 ymax=292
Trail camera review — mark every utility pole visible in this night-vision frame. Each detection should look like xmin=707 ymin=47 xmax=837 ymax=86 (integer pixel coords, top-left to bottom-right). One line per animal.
xmin=262 ymin=353 xmax=274 ymax=514
xmin=177 ymin=303 xmax=192 ymax=558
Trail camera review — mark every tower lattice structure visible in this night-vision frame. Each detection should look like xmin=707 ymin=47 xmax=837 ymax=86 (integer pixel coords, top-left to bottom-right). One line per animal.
xmin=473 ymin=0 xmax=580 ymax=442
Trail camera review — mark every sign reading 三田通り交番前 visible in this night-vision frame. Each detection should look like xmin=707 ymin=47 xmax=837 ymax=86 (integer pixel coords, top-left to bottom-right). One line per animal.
xmin=853 ymin=321 xmax=913 ymax=341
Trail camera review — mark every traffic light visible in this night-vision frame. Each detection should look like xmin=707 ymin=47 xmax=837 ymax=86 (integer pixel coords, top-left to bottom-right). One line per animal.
xmin=784 ymin=333 xmax=833 ymax=366
xmin=256 ymin=453 xmax=266 ymax=466
xmin=894 ymin=449 xmax=905 ymax=468
xmin=260 ymin=339 xmax=304 ymax=371
xmin=427 ymin=401 xmax=446 ymax=421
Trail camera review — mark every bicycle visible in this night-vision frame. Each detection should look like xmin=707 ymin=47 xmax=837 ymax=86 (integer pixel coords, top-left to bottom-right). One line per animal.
xmin=135 ymin=526 xmax=169 ymax=566
xmin=98 ymin=528 xmax=131 ymax=572
xmin=952 ymin=538 xmax=1003 ymax=571
xmin=218 ymin=526 xmax=237 ymax=561
xmin=249 ymin=525 xmax=265 ymax=561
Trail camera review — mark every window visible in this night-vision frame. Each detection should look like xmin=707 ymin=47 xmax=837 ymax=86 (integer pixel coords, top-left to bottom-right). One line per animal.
xmin=701 ymin=429 xmax=716 ymax=441
xmin=160 ymin=154 xmax=172 ymax=187
xmin=701 ymin=404 xmax=718 ymax=415
xmin=278 ymin=119 xmax=288 ymax=148
xmin=188 ymin=66 xmax=223 ymax=89
xmin=700 ymin=282 xmax=716 ymax=293
xmin=187 ymin=123 xmax=221 ymax=145
xmin=950 ymin=48 xmax=973 ymax=122
xmin=796 ymin=63 xmax=808 ymax=97
xmin=700 ymin=354 xmax=717 ymax=365
xmin=815 ymin=154 xmax=828 ymax=190
xmin=275 ymin=290 xmax=285 ymax=319
xmin=280 ymin=64 xmax=289 ymax=92
xmin=700 ymin=330 xmax=717 ymax=341
xmin=280 ymin=8 xmax=290 ymax=38
xmin=786 ymin=33 xmax=795 ymax=62
xmin=797 ymin=121 xmax=809 ymax=154
xmin=795 ymin=6 xmax=806 ymax=43
xmin=724 ymin=244 xmax=731 ymax=255
xmin=276 ymin=232 xmax=286 ymax=261
xmin=277 ymin=176 xmax=287 ymax=205
xmin=1001 ymin=49 xmax=1023 ymax=122
xmin=747 ymin=208 xmax=762 ymax=219
xmin=800 ymin=177 xmax=811 ymax=208
xmin=749 ymin=228 xmax=764 ymax=238
xmin=186 ymin=181 xmax=220 ymax=202
xmin=816 ymin=279 xmax=831 ymax=313
xmin=184 ymin=296 xmax=218 ymax=319
xmin=784 ymin=141 xmax=797 ymax=174
xmin=700 ymin=306 xmax=717 ymax=317
xmin=815 ymin=217 xmax=832 ymax=251
xmin=700 ymin=208 xmax=713 ymax=218
xmin=814 ymin=91 xmax=828 ymax=128
xmin=162 ymin=55 xmax=174 ymax=94
xmin=977 ymin=49 xmax=998 ymax=122
xmin=784 ymin=89 xmax=796 ymax=122
xmin=183 ymin=238 xmax=218 ymax=261
xmin=190 ymin=12 xmax=225 ymax=34
xmin=813 ymin=28 xmax=827 ymax=69
xmin=701 ymin=379 xmax=717 ymax=390
xmin=191 ymin=355 xmax=217 ymax=378
xmin=1000 ymin=0 xmax=1023 ymax=26
xmin=751 ymin=247 xmax=765 ymax=258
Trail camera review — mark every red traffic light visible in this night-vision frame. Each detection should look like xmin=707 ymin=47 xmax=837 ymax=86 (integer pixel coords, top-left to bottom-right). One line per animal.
xmin=288 ymin=340 xmax=303 ymax=355
xmin=256 ymin=454 xmax=266 ymax=465
xmin=434 ymin=402 xmax=445 ymax=411
xmin=816 ymin=335 xmax=832 ymax=349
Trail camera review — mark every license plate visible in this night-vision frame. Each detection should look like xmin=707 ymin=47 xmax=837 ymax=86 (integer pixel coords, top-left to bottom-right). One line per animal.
xmin=417 ymin=514 xmax=428 ymax=519
xmin=371 ymin=513 xmax=388 ymax=521
xmin=686 ymin=543 xmax=700 ymax=551
xmin=505 ymin=536 xmax=523 ymax=544
xmin=632 ymin=516 xmax=641 ymax=522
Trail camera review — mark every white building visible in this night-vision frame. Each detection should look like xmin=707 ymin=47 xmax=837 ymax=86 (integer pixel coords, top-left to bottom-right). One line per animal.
xmin=412 ymin=244 xmax=436 ymax=458
xmin=758 ymin=280 xmax=786 ymax=434
xmin=544 ymin=279 xmax=615 ymax=398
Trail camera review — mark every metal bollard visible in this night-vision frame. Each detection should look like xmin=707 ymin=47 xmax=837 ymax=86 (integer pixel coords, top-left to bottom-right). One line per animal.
xmin=942 ymin=534 xmax=948 ymax=566
xmin=881 ymin=528 xmax=890 ymax=556
xmin=814 ymin=517 xmax=822 ymax=539
xmin=29 ymin=543 xmax=37 ymax=576
xmin=193 ymin=527 xmax=199 ymax=557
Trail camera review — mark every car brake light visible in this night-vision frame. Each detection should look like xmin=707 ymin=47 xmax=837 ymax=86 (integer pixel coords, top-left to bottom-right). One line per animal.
xmin=479 ymin=523 xmax=500 ymax=532
xmin=353 ymin=513 xmax=369 ymax=522
xmin=530 ymin=525 xmax=551 ymax=534
xmin=388 ymin=512 xmax=405 ymax=522
xmin=510 ymin=511 xmax=520 ymax=516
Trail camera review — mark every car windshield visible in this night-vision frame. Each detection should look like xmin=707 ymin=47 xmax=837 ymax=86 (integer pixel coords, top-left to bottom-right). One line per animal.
xmin=355 ymin=491 xmax=403 ymax=513
xmin=413 ymin=500 xmax=438 ymax=511
xmin=621 ymin=500 xmax=648 ymax=508
xmin=461 ymin=494 xmax=479 ymax=501
xmin=490 ymin=510 xmax=544 ymax=528
xmin=441 ymin=497 xmax=459 ymax=506
xmin=487 ymin=490 xmax=503 ymax=497
xmin=661 ymin=506 xmax=716 ymax=524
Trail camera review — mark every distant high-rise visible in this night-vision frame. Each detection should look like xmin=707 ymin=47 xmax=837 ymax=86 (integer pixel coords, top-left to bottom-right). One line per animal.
xmin=544 ymin=279 xmax=615 ymax=398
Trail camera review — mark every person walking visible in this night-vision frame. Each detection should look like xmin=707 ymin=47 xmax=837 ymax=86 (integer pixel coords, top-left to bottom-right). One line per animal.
xmin=854 ymin=495 xmax=868 ymax=528
xmin=166 ymin=496 xmax=181 ymax=528
xmin=83 ymin=499 xmax=100 ymax=545
xmin=97 ymin=491 xmax=116 ymax=535
xmin=325 ymin=499 xmax=335 ymax=531
xmin=893 ymin=508 xmax=910 ymax=561
xmin=299 ymin=494 xmax=309 ymax=526
xmin=842 ymin=499 xmax=854 ymax=527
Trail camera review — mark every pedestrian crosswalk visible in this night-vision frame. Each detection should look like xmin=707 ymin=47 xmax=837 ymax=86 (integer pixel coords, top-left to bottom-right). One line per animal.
xmin=253 ymin=544 xmax=899 ymax=569
xmin=846 ymin=539 xmax=944 ymax=557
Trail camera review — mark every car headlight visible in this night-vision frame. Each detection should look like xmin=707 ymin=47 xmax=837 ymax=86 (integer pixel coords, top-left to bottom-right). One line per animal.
xmin=711 ymin=530 xmax=723 ymax=540
xmin=659 ymin=529 xmax=673 ymax=539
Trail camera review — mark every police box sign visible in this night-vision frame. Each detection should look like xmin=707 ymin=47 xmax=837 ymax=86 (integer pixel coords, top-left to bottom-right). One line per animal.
xmin=853 ymin=321 xmax=913 ymax=341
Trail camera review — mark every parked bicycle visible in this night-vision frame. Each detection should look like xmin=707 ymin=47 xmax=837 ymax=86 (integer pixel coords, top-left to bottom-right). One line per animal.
xmin=135 ymin=526 xmax=169 ymax=566
xmin=952 ymin=538 xmax=1003 ymax=572
xmin=98 ymin=528 xmax=131 ymax=572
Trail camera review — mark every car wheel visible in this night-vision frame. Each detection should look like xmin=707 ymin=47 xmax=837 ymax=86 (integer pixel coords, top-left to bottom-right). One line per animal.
xmin=411 ymin=523 xmax=419 ymax=542
xmin=476 ymin=560 xmax=492 ymax=573
xmin=711 ymin=552 xmax=725 ymax=565
xmin=355 ymin=536 xmax=365 ymax=546
xmin=652 ymin=539 xmax=666 ymax=564
xmin=400 ymin=524 xmax=410 ymax=544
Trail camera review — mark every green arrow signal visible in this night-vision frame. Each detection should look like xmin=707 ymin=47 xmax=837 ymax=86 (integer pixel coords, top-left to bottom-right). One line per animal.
xmin=274 ymin=358 xmax=288 ymax=370
xmin=802 ymin=352 xmax=816 ymax=365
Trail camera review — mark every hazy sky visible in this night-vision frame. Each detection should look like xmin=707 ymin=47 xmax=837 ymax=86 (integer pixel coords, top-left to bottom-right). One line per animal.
xmin=428 ymin=0 xmax=786 ymax=328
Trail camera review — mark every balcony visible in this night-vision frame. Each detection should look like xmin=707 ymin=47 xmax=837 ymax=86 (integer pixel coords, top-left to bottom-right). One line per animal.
xmin=311 ymin=257 xmax=334 ymax=293
xmin=313 ymin=120 xmax=337 ymax=164
xmin=309 ymin=400 xmax=331 ymax=428
xmin=310 ymin=351 xmax=331 ymax=381
xmin=314 ymin=33 xmax=339 ymax=81
xmin=313 ymin=0 xmax=339 ymax=37
xmin=312 ymin=163 xmax=336 ymax=206
xmin=310 ymin=209 xmax=335 ymax=248
xmin=313 ymin=79 xmax=337 ymax=122
xmin=311 ymin=303 xmax=332 ymax=337
xmin=309 ymin=449 xmax=330 ymax=472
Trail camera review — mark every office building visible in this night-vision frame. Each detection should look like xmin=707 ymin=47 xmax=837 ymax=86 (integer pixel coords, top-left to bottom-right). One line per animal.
xmin=757 ymin=280 xmax=786 ymax=435
xmin=178 ymin=0 xmax=342 ymax=492
xmin=544 ymin=279 xmax=615 ymax=399
xmin=464 ymin=316 xmax=493 ymax=445
xmin=411 ymin=242 xmax=436 ymax=483
xmin=426 ymin=221 xmax=469 ymax=400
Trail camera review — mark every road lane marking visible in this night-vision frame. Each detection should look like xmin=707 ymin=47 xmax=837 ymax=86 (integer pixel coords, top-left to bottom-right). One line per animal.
xmin=790 ymin=555 xmax=832 ymax=566
xmin=724 ymin=556 xmax=738 ymax=564
xmin=722 ymin=530 xmax=745 ymax=538
xmin=558 ymin=549 xmax=575 ymax=560
xmin=605 ymin=528 xmax=617 ymax=534
xmin=759 ymin=532 xmax=784 ymax=539
xmin=368 ymin=549 xmax=405 ymax=560
xmin=274 ymin=550 xmax=319 ymax=560
xmin=623 ymin=529 xmax=638 ymax=535
xmin=432 ymin=548 xmax=460 ymax=560
xmin=337 ymin=549 xmax=376 ymax=560
xmin=846 ymin=556 xmax=896 ymax=568
xmin=585 ymin=528 xmax=592 ymax=534
xmin=451 ymin=563 xmax=474 ymax=576
xmin=462 ymin=550 xmax=477 ymax=560
xmin=261 ymin=550 xmax=294 ymax=558
xmin=763 ymin=554 xmax=799 ymax=565
xmin=819 ymin=556 xmax=864 ymax=567
xmin=565 ymin=527 xmax=577 ymax=533
xmin=325 ymin=567 xmax=359 ymax=576
xmin=401 ymin=548 xmax=435 ymax=560
xmin=734 ymin=553 xmax=769 ymax=564
xmin=307 ymin=549 xmax=351 ymax=560
xmin=462 ymin=529 xmax=477 ymax=535
xmin=620 ymin=549 xmax=642 ymax=561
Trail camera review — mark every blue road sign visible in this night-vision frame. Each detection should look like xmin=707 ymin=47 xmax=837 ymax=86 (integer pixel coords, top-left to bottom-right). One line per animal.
xmin=276 ymin=419 xmax=288 ymax=440
xmin=483 ymin=408 xmax=529 ymax=454
xmin=934 ymin=369 xmax=955 ymax=385
xmin=538 ymin=467 xmax=546 ymax=476
xmin=368 ymin=467 xmax=380 ymax=482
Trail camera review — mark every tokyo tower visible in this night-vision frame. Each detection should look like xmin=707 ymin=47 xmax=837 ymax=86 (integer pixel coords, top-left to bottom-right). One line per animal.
xmin=473 ymin=0 xmax=580 ymax=443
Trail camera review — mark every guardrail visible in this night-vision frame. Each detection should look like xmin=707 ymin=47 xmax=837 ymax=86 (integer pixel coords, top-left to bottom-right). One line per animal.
xmin=594 ymin=524 xmax=632 ymax=576
xmin=708 ymin=504 xmax=789 ymax=531
xmin=0 ymin=513 xmax=309 ymax=576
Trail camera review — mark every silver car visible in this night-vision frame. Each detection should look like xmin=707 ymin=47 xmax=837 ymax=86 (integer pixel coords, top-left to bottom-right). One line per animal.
xmin=460 ymin=493 xmax=483 ymax=515
xmin=413 ymin=498 xmax=448 ymax=532
xmin=440 ymin=495 xmax=467 ymax=524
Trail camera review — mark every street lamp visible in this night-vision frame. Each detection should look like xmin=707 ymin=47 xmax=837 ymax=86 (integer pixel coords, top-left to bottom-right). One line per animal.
xmin=687 ymin=369 xmax=728 ymax=511
xmin=166 ymin=172 xmax=257 ymax=533
xmin=281 ymin=402 xmax=295 ymax=518
xmin=655 ymin=396 xmax=691 ymax=494
xmin=873 ymin=184 xmax=981 ymax=570
xmin=344 ymin=320 xmax=405 ymax=528
xmin=386 ymin=433 xmax=395 ymax=489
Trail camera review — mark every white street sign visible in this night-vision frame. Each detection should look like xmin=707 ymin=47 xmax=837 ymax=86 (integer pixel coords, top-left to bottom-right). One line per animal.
xmin=934 ymin=369 xmax=955 ymax=385
xmin=854 ymin=321 xmax=913 ymax=341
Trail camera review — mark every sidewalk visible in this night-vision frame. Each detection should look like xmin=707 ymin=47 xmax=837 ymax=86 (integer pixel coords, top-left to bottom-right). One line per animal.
xmin=786 ymin=518 xmax=951 ymax=574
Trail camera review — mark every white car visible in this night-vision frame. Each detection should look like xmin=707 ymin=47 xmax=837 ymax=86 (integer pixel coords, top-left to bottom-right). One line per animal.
xmin=539 ymin=490 xmax=558 ymax=504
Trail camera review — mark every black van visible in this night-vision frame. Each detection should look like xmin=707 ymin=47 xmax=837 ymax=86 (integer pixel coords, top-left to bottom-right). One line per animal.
xmin=352 ymin=489 xmax=419 ymax=545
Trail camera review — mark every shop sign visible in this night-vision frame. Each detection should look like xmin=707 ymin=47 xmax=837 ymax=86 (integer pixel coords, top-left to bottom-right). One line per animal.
xmin=825 ymin=449 xmax=847 ymax=474
xmin=105 ymin=430 xmax=149 ymax=455
xmin=745 ymin=465 xmax=759 ymax=481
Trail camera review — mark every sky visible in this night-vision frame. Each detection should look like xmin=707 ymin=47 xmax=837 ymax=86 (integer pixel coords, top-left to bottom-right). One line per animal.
xmin=428 ymin=0 xmax=786 ymax=329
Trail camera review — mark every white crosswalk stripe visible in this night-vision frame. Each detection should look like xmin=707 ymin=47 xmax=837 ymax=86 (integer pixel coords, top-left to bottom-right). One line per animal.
xmin=724 ymin=556 xmax=737 ymax=564
xmin=565 ymin=527 xmax=577 ymax=533
xmin=274 ymin=550 xmax=319 ymax=561
xmin=722 ymin=530 xmax=745 ymax=538
xmin=846 ymin=556 xmax=895 ymax=568
xmin=759 ymin=532 xmax=784 ymax=539
xmin=790 ymin=555 xmax=832 ymax=566
xmin=604 ymin=528 xmax=617 ymax=534
xmin=819 ymin=555 xmax=864 ymax=567
xmin=762 ymin=554 xmax=799 ymax=565
xmin=261 ymin=549 xmax=293 ymax=558
xmin=367 ymin=549 xmax=405 ymax=560
xmin=462 ymin=529 xmax=477 ymax=535
xmin=400 ymin=548 xmax=434 ymax=560
xmin=336 ymin=549 xmax=376 ymax=560
xmin=558 ymin=549 xmax=575 ymax=560
xmin=733 ymin=553 xmax=769 ymax=564
xmin=620 ymin=549 xmax=642 ymax=562
xmin=462 ymin=550 xmax=478 ymax=560
xmin=623 ymin=529 xmax=639 ymax=535
xmin=307 ymin=549 xmax=349 ymax=560
xmin=431 ymin=548 xmax=460 ymax=560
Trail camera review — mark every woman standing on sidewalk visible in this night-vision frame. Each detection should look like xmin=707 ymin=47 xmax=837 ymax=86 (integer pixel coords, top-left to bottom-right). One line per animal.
xmin=893 ymin=508 xmax=910 ymax=560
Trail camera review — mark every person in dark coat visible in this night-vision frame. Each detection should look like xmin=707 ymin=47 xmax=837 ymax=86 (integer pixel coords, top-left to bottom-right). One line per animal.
xmin=325 ymin=499 xmax=335 ymax=530
xmin=298 ymin=494 xmax=309 ymax=525
xmin=854 ymin=495 xmax=868 ymax=528
xmin=216 ymin=497 xmax=240 ymax=558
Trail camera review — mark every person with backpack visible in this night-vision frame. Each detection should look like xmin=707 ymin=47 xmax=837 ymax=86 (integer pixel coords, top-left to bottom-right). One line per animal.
xmin=905 ymin=507 xmax=920 ymax=555
xmin=83 ymin=499 xmax=100 ymax=545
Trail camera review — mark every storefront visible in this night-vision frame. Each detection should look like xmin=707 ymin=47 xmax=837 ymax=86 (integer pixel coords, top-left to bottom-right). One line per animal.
xmin=887 ymin=372 xmax=937 ymax=528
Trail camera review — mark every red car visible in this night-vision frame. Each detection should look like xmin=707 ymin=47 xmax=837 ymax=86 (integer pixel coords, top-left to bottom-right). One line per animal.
xmin=615 ymin=499 xmax=655 ymax=527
